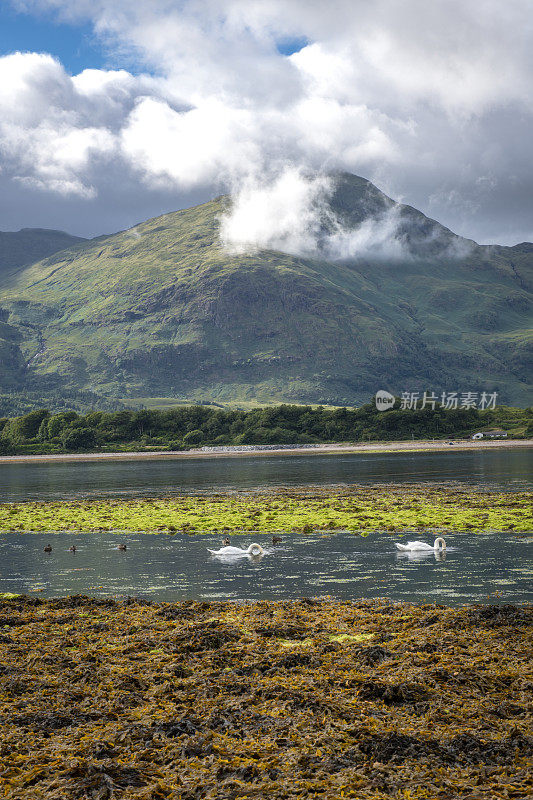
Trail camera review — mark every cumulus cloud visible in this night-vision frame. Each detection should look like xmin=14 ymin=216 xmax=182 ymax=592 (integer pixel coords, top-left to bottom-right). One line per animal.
xmin=0 ymin=51 xmax=160 ymax=198
xmin=121 ymin=97 xmax=262 ymax=190
xmin=2 ymin=0 xmax=533 ymax=245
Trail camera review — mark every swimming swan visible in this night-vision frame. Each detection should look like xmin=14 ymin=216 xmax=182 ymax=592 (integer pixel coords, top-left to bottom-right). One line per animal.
xmin=395 ymin=537 xmax=446 ymax=552
xmin=207 ymin=543 xmax=264 ymax=557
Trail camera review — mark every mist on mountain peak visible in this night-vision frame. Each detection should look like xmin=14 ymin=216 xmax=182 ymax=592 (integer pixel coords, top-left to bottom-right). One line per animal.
xmin=219 ymin=168 xmax=474 ymax=261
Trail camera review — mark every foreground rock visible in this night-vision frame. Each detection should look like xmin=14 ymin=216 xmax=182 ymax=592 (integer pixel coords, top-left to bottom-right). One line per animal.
xmin=0 ymin=597 xmax=531 ymax=799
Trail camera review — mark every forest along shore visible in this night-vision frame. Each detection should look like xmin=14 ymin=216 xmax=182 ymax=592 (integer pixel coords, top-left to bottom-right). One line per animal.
xmin=1 ymin=485 xmax=531 ymax=533
xmin=0 ymin=596 xmax=531 ymax=800
xmin=0 ymin=437 xmax=531 ymax=464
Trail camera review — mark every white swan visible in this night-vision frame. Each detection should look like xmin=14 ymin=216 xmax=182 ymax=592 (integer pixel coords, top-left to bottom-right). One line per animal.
xmin=395 ymin=537 xmax=446 ymax=552
xmin=207 ymin=543 xmax=264 ymax=557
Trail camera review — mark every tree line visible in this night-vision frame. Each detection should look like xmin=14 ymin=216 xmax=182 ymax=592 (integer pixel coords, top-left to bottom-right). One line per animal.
xmin=0 ymin=402 xmax=530 ymax=454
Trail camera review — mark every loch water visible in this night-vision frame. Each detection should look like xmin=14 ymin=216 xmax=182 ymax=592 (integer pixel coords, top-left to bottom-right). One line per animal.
xmin=0 ymin=447 xmax=531 ymax=501
xmin=1 ymin=530 xmax=531 ymax=606
xmin=0 ymin=448 xmax=531 ymax=605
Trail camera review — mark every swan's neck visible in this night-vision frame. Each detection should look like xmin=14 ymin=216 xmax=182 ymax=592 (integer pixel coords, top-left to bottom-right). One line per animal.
xmin=434 ymin=537 xmax=446 ymax=550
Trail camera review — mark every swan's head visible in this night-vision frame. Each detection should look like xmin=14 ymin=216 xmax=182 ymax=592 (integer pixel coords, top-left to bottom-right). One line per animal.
xmin=247 ymin=543 xmax=264 ymax=556
xmin=434 ymin=537 xmax=446 ymax=550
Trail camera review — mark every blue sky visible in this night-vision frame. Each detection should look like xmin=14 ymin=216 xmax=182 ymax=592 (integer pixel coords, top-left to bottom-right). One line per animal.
xmin=0 ymin=4 xmax=106 ymax=73
xmin=275 ymin=36 xmax=309 ymax=57
xmin=0 ymin=7 xmax=307 ymax=73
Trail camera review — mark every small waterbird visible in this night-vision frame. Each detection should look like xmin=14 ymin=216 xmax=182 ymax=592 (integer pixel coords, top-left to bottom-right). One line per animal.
xmin=272 ymin=536 xmax=282 ymax=545
xmin=69 ymin=545 xmax=77 ymax=553
xmin=117 ymin=543 xmax=127 ymax=551
xmin=43 ymin=544 xmax=52 ymax=553
xmin=395 ymin=537 xmax=446 ymax=552
xmin=222 ymin=537 xmax=231 ymax=546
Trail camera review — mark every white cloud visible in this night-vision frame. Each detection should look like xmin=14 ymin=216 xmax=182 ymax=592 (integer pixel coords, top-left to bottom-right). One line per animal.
xmin=2 ymin=0 xmax=533 ymax=245
xmin=220 ymin=168 xmax=332 ymax=255
xmin=121 ymin=97 xmax=262 ymax=190
xmin=0 ymin=52 xmax=162 ymax=197
xmin=324 ymin=205 xmax=408 ymax=261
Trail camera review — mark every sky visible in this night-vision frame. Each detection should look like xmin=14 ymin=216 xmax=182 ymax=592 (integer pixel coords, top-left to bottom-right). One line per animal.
xmin=0 ymin=0 xmax=532 ymax=248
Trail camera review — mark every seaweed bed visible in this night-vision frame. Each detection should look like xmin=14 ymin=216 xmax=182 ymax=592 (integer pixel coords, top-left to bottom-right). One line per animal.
xmin=0 ymin=596 xmax=531 ymax=799
xmin=0 ymin=486 xmax=532 ymax=534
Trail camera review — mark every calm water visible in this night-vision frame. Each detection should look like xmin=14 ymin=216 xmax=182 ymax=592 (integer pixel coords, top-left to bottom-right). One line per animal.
xmin=0 ymin=448 xmax=531 ymax=501
xmin=1 ymin=531 xmax=531 ymax=606
xmin=1 ymin=449 xmax=531 ymax=605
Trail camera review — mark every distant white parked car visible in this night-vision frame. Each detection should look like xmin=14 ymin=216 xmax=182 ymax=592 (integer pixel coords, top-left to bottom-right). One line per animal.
xmin=471 ymin=432 xmax=484 ymax=439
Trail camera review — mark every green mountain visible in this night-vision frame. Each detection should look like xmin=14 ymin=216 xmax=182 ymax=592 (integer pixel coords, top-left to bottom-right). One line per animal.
xmin=0 ymin=173 xmax=531 ymax=407
xmin=0 ymin=228 xmax=86 ymax=398
xmin=0 ymin=228 xmax=85 ymax=279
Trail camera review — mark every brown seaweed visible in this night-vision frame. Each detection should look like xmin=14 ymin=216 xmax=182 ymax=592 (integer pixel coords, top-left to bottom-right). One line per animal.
xmin=0 ymin=596 xmax=531 ymax=799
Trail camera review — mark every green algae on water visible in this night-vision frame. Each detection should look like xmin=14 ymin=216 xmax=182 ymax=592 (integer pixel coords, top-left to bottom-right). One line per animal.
xmin=0 ymin=485 xmax=531 ymax=534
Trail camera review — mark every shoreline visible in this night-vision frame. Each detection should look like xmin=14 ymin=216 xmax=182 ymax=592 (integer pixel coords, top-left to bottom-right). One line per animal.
xmin=0 ymin=437 xmax=531 ymax=464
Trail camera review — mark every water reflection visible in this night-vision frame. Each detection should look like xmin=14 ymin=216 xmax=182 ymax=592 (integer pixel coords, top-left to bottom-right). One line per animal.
xmin=0 ymin=448 xmax=531 ymax=501
xmin=396 ymin=550 xmax=447 ymax=562
xmin=210 ymin=552 xmax=265 ymax=564
xmin=1 ymin=531 xmax=530 ymax=606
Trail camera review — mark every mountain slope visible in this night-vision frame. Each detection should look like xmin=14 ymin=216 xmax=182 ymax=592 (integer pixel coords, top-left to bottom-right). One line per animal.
xmin=0 ymin=228 xmax=86 ymax=280
xmin=0 ymin=174 xmax=531 ymax=406
xmin=0 ymin=227 xmax=87 ymax=393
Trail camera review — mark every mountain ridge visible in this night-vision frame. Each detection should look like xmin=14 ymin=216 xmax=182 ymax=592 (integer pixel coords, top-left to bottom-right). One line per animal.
xmin=0 ymin=173 xmax=531 ymax=407
xmin=0 ymin=227 xmax=86 ymax=283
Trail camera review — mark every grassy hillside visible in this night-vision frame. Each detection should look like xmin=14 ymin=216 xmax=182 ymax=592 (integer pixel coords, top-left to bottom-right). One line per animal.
xmin=0 ymin=228 xmax=85 ymax=280
xmin=0 ymin=174 xmax=531 ymax=406
xmin=0 ymin=228 xmax=87 ymax=393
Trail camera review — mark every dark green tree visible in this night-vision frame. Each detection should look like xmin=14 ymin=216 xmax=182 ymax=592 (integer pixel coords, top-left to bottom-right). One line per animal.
xmin=61 ymin=427 xmax=98 ymax=451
